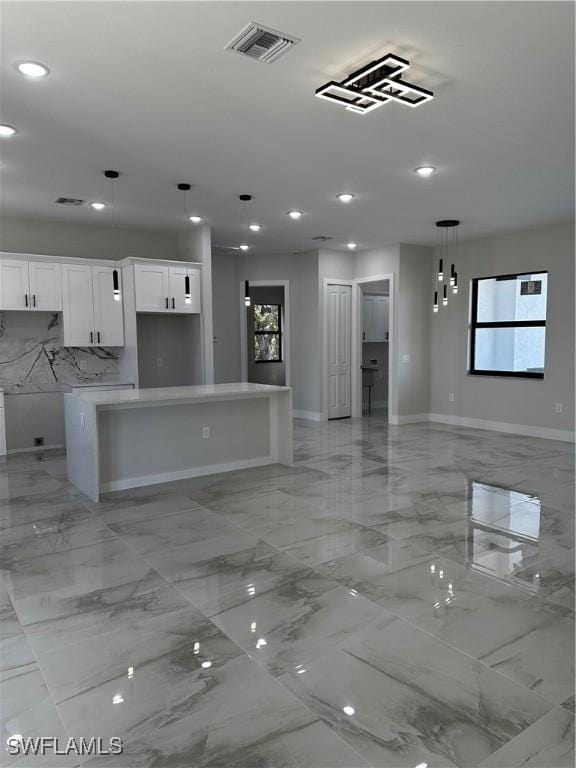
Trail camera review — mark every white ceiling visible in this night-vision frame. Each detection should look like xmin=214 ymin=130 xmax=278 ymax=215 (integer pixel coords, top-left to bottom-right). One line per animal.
xmin=1 ymin=1 xmax=573 ymax=254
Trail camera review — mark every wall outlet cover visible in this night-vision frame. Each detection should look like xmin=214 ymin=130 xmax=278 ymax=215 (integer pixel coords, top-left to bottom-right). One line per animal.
xmin=202 ymin=426 xmax=210 ymax=438
xmin=555 ymin=403 xmax=563 ymax=413
xmin=449 ymin=392 xmax=455 ymax=402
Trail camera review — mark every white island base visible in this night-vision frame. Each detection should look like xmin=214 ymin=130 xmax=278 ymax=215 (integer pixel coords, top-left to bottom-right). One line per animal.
xmin=65 ymin=383 xmax=293 ymax=502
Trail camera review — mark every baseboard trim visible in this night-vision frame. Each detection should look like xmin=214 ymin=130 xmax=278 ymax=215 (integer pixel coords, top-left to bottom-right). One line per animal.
xmin=390 ymin=413 xmax=429 ymax=425
xmin=428 ymin=413 xmax=575 ymax=443
xmin=293 ymin=410 xmax=323 ymax=422
xmin=101 ymin=456 xmax=276 ymax=493
xmin=7 ymin=444 xmax=65 ymax=455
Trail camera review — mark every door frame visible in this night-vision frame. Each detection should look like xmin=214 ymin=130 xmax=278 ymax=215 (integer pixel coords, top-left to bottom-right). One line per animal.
xmin=351 ymin=273 xmax=396 ymax=422
xmin=322 ymin=278 xmax=354 ymax=421
xmin=239 ymin=280 xmax=291 ymax=387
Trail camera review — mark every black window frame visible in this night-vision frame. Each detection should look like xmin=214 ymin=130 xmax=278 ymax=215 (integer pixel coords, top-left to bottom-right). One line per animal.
xmin=469 ymin=271 xmax=547 ymax=380
xmin=253 ymin=303 xmax=283 ymax=364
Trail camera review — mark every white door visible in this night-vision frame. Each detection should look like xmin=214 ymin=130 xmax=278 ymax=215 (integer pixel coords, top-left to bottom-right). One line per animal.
xmin=362 ymin=295 xmax=374 ymax=342
xmin=0 ymin=259 xmax=30 ymax=310
xmin=62 ymin=263 xmax=95 ymax=346
xmin=327 ymin=284 xmax=352 ymax=419
xmin=373 ymin=295 xmax=389 ymax=341
xmin=29 ymin=261 xmax=62 ymax=311
xmin=134 ymin=263 xmax=169 ymax=312
xmin=92 ymin=266 xmax=124 ymax=346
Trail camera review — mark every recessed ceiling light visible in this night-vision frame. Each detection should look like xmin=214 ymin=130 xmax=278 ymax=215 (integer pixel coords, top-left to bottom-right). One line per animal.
xmin=189 ymin=216 xmax=202 ymax=224
xmin=90 ymin=202 xmax=106 ymax=211
xmin=347 ymin=242 xmax=357 ymax=249
xmin=415 ymin=166 xmax=436 ymax=177
xmin=0 ymin=125 xmax=17 ymax=137
xmin=239 ymin=244 xmax=250 ymax=251
xmin=201 ymin=660 xmax=212 ymax=669
xmin=249 ymin=223 xmax=262 ymax=232
xmin=337 ymin=193 xmax=355 ymax=203
xmin=342 ymin=706 xmax=356 ymax=716
xmin=288 ymin=210 xmax=303 ymax=220
xmin=16 ymin=61 xmax=50 ymax=78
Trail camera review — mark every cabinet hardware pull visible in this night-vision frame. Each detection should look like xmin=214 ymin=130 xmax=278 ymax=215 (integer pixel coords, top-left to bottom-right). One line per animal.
xmin=165 ymin=297 xmax=169 ymax=309
xmin=32 ymin=295 xmax=36 ymax=307
xmin=97 ymin=331 xmax=101 ymax=344
xmin=25 ymin=294 xmax=28 ymax=307
xmin=172 ymin=297 xmax=175 ymax=309
xmin=90 ymin=331 xmax=93 ymax=343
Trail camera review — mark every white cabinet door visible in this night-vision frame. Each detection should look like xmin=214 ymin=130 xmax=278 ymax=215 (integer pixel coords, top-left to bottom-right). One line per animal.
xmin=169 ymin=266 xmax=201 ymax=313
xmin=92 ymin=266 xmax=124 ymax=346
xmin=373 ymin=296 xmax=389 ymax=342
xmin=28 ymin=261 xmax=62 ymax=311
xmin=62 ymin=263 xmax=95 ymax=346
xmin=134 ymin=263 xmax=169 ymax=312
xmin=0 ymin=259 xmax=30 ymax=310
xmin=327 ymin=284 xmax=351 ymax=419
xmin=362 ymin=296 xmax=374 ymax=342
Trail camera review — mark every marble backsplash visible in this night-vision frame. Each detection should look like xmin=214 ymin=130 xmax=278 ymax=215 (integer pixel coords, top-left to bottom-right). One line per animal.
xmin=0 ymin=311 xmax=120 ymax=394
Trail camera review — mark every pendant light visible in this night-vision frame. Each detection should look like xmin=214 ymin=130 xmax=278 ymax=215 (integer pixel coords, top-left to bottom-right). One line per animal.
xmin=104 ymin=170 xmax=121 ymax=302
xmin=244 ymin=280 xmax=251 ymax=308
xmin=433 ymin=219 xmax=460 ymax=313
xmin=178 ymin=184 xmax=194 ymax=304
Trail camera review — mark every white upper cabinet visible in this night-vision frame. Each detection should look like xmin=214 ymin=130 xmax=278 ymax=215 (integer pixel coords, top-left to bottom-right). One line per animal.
xmin=93 ymin=266 xmax=124 ymax=347
xmin=362 ymin=294 xmax=389 ymax=342
xmin=0 ymin=258 xmax=62 ymax=311
xmin=169 ymin=265 xmax=201 ymax=313
xmin=134 ymin=263 xmax=170 ymax=312
xmin=62 ymin=263 xmax=124 ymax=347
xmin=28 ymin=261 xmax=63 ymax=311
xmin=134 ymin=262 xmax=201 ymax=314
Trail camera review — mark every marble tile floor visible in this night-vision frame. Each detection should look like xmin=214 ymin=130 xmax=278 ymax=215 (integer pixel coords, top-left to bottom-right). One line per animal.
xmin=0 ymin=416 xmax=574 ymax=767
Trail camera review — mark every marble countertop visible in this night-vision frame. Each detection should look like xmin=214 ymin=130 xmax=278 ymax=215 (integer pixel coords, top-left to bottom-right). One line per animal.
xmin=70 ymin=382 xmax=291 ymax=407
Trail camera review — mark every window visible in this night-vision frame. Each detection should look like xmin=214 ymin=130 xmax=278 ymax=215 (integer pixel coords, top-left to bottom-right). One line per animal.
xmin=253 ymin=303 xmax=282 ymax=363
xmin=470 ymin=272 xmax=547 ymax=378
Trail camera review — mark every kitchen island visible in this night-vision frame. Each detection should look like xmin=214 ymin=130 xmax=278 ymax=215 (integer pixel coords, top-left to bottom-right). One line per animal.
xmin=64 ymin=383 xmax=292 ymax=501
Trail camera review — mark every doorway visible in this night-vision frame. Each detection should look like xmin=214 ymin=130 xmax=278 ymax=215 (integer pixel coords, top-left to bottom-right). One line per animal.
xmin=359 ymin=279 xmax=390 ymax=420
xmin=239 ymin=280 xmax=291 ymax=387
xmin=326 ymin=282 xmax=352 ymax=419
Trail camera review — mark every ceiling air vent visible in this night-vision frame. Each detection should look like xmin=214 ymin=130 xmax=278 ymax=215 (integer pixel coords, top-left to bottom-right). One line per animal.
xmin=226 ymin=22 xmax=300 ymax=63
xmin=55 ymin=197 xmax=85 ymax=206
xmin=312 ymin=235 xmax=333 ymax=242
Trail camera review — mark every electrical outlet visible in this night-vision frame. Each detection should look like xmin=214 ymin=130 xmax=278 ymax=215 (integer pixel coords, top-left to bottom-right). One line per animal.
xmin=156 ymin=357 xmax=163 ymax=368
xmin=555 ymin=403 xmax=563 ymax=413
xmin=448 ymin=392 xmax=455 ymax=402
xmin=402 ymin=354 xmax=410 ymax=363
xmin=202 ymin=426 xmax=210 ymax=439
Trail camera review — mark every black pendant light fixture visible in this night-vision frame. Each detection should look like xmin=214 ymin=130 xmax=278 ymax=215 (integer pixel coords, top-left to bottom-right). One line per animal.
xmin=433 ymin=219 xmax=460 ymax=313
xmin=244 ymin=280 xmax=251 ymax=308
xmin=105 ymin=170 xmax=122 ymax=302
xmin=178 ymin=184 xmax=194 ymax=304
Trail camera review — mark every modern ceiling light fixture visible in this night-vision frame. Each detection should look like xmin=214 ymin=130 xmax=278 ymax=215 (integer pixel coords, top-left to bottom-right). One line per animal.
xmin=104 ymin=170 xmax=122 ymax=304
xmin=249 ymin=223 xmax=262 ymax=232
xmin=337 ymin=192 xmax=355 ymax=203
xmin=16 ymin=60 xmax=50 ymax=78
xmin=433 ymin=219 xmax=460 ymax=313
xmin=288 ymin=210 xmax=303 ymax=220
xmin=90 ymin=202 xmax=106 ymax=211
xmin=244 ymin=280 xmax=251 ymax=308
xmin=415 ymin=165 xmax=436 ymax=177
xmin=316 ymin=53 xmax=433 ymax=115
xmin=347 ymin=241 xmax=357 ymax=249
xmin=238 ymin=193 xmax=255 ymax=252
xmin=178 ymin=182 xmax=203 ymax=224
xmin=0 ymin=124 xmax=17 ymax=137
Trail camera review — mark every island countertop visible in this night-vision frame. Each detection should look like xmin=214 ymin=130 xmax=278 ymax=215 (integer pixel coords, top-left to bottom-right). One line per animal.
xmin=72 ymin=382 xmax=291 ymax=408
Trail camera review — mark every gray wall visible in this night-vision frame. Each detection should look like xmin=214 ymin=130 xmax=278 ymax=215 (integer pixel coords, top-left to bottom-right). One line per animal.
xmin=211 ymin=252 xmax=241 ymax=383
xmin=429 ymin=220 xmax=575 ymax=434
xmin=1 ymin=214 xmax=180 ymax=261
xmin=213 ymin=250 xmax=320 ymax=415
xmin=247 ymin=286 xmax=286 ymax=386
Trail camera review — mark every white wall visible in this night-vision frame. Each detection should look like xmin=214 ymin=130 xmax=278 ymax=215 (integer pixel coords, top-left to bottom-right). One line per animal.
xmin=429 ymin=220 xmax=575 ymax=437
xmin=211 ymin=252 xmax=241 ymax=383
xmin=1 ymin=214 xmax=180 ymax=261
